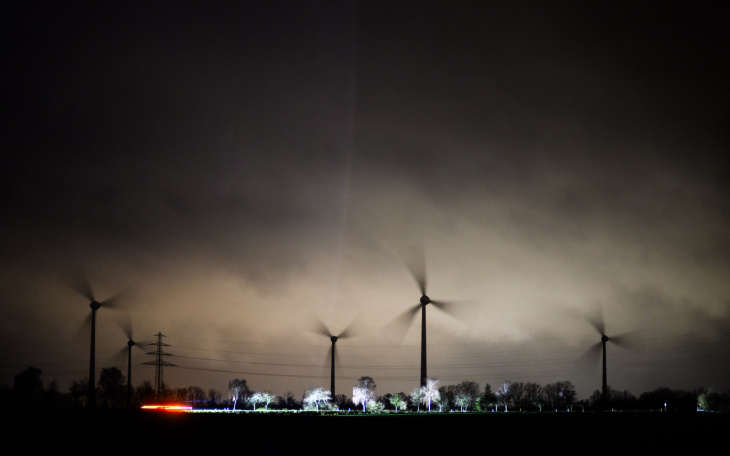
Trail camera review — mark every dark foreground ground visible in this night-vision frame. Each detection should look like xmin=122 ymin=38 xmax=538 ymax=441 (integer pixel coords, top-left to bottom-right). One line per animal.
xmin=10 ymin=409 xmax=727 ymax=453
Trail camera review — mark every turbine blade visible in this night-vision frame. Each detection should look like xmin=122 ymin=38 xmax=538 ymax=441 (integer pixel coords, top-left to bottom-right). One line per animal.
xmin=309 ymin=315 xmax=332 ymax=338
xmin=401 ymin=244 xmax=427 ymax=296
xmin=430 ymin=299 xmax=479 ymax=325
xmin=380 ymin=304 xmax=420 ymax=343
xmin=578 ymin=341 xmax=603 ymax=364
xmin=101 ymin=286 xmax=134 ymax=310
xmin=61 ymin=265 xmax=95 ymax=303
xmin=585 ymin=307 xmax=605 ymax=336
xmin=114 ymin=311 xmax=133 ymax=340
xmin=337 ymin=316 xmax=363 ymax=340
xmin=610 ymin=330 xmax=643 ymax=351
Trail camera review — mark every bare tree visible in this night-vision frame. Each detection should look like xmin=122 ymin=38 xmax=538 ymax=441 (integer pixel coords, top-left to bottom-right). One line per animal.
xmin=510 ymin=381 xmax=525 ymax=410
xmin=523 ymin=382 xmax=543 ymax=411
xmin=496 ymin=381 xmax=511 ymax=411
xmin=352 ymin=376 xmax=377 ymax=411
xmin=187 ymin=386 xmax=206 ymax=406
xmin=410 ymin=387 xmax=424 ymax=412
xmin=228 ymin=379 xmax=249 ymax=411
xmin=420 ymin=378 xmax=440 ymax=412
xmin=455 ymin=392 xmax=472 ymax=411
xmin=207 ymin=388 xmax=222 ymax=408
xmin=248 ymin=391 xmax=276 ymax=411
xmin=303 ymin=387 xmax=331 ymax=411
xmin=455 ymin=380 xmax=480 ymax=411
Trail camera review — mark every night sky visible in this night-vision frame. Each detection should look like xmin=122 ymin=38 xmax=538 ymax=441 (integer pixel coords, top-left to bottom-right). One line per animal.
xmin=2 ymin=1 xmax=729 ymax=401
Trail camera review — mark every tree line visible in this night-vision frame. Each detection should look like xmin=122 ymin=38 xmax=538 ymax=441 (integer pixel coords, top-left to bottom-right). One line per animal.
xmin=4 ymin=366 xmax=729 ymax=412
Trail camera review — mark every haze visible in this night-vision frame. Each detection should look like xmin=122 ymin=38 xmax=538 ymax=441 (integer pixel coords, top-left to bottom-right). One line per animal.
xmin=2 ymin=1 xmax=728 ymax=400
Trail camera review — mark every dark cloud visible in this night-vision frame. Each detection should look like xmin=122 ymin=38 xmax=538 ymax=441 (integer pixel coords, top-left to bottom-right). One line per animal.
xmin=1 ymin=1 xmax=728 ymax=398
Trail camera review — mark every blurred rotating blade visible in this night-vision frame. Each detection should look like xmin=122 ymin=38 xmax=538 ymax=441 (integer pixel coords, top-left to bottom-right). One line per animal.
xmin=585 ymin=307 xmax=606 ymax=336
xmin=401 ymin=244 xmax=427 ymax=297
xmin=381 ymin=304 xmax=420 ymax=343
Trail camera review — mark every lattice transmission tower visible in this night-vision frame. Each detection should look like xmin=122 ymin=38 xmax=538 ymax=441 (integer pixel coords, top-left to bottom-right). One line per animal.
xmin=144 ymin=332 xmax=175 ymax=400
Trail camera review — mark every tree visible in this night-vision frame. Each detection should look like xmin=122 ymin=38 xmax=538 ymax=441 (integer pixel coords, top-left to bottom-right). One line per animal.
xmin=476 ymin=383 xmax=497 ymax=412
xmin=523 ymin=382 xmax=544 ymax=411
xmin=333 ymin=393 xmax=354 ymax=410
xmin=510 ymin=381 xmax=525 ymax=410
xmin=303 ymin=387 xmax=331 ymax=411
xmin=455 ymin=393 xmax=472 ymax=412
xmin=284 ymin=391 xmax=301 ymax=410
xmin=544 ymin=381 xmax=576 ymax=411
xmin=410 ymin=387 xmax=424 ymax=412
xmin=420 ymin=378 xmax=440 ymax=412
xmin=248 ymin=391 xmax=276 ymax=411
xmin=187 ymin=386 xmax=207 ymax=406
xmin=366 ymin=400 xmax=385 ymax=413
xmin=389 ymin=392 xmax=408 ymax=412
xmin=353 ymin=376 xmax=377 ymax=411
xmin=454 ymin=380 xmax=480 ymax=411
xmin=208 ymin=388 xmax=222 ymax=409
xmin=228 ymin=379 xmax=249 ymax=411
xmin=70 ymin=378 xmax=89 ymax=408
xmin=172 ymin=386 xmax=189 ymax=403
xmin=13 ymin=366 xmax=44 ymax=407
xmin=135 ymin=380 xmax=157 ymax=406
xmin=97 ymin=367 xmax=125 ymax=408
xmin=496 ymin=381 xmax=511 ymax=411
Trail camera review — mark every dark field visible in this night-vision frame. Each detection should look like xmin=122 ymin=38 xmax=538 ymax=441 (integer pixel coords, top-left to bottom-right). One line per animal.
xmin=11 ymin=409 xmax=727 ymax=452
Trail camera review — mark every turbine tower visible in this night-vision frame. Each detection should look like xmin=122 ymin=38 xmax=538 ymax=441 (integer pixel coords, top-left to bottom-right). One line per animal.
xmin=312 ymin=317 xmax=357 ymax=398
xmin=63 ymin=267 xmax=125 ymax=408
xmin=390 ymin=245 xmax=472 ymax=387
xmin=583 ymin=308 xmax=637 ymax=408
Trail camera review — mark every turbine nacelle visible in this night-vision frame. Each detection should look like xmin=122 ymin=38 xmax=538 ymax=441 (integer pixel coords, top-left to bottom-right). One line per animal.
xmin=420 ymin=295 xmax=431 ymax=305
xmin=90 ymin=300 xmax=101 ymax=311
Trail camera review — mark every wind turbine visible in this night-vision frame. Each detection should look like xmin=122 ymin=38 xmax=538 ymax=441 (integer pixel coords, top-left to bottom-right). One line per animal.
xmin=115 ymin=312 xmax=144 ymax=408
xmin=390 ymin=245 xmax=472 ymax=387
xmin=64 ymin=267 xmax=127 ymax=408
xmin=583 ymin=307 xmax=638 ymax=408
xmin=312 ymin=318 xmax=358 ymax=398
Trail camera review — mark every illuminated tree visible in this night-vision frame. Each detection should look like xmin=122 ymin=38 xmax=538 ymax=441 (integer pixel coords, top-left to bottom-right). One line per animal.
xmin=455 ymin=380 xmax=480 ymax=411
xmin=352 ymin=376 xmax=376 ymax=412
xmin=455 ymin=392 xmax=472 ymax=411
xmin=303 ymin=387 xmax=331 ymax=411
xmin=248 ymin=391 xmax=276 ymax=411
xmin=476 ymin=383 xmax=497 ymax=412
xmin=496 ymin=381 xmax=511 ymax=411
xmin=228 ymin=378 xmax=249 ymax=411
xmin=410 ymin=387 xmax=424 ymax=412
xmin=389 ymin=392 xmax=408 ymax=412
xmin=420 ymin=377 xmax=440 ymax=412
xmin=366 ymin=400 xmax=385 ymax=413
